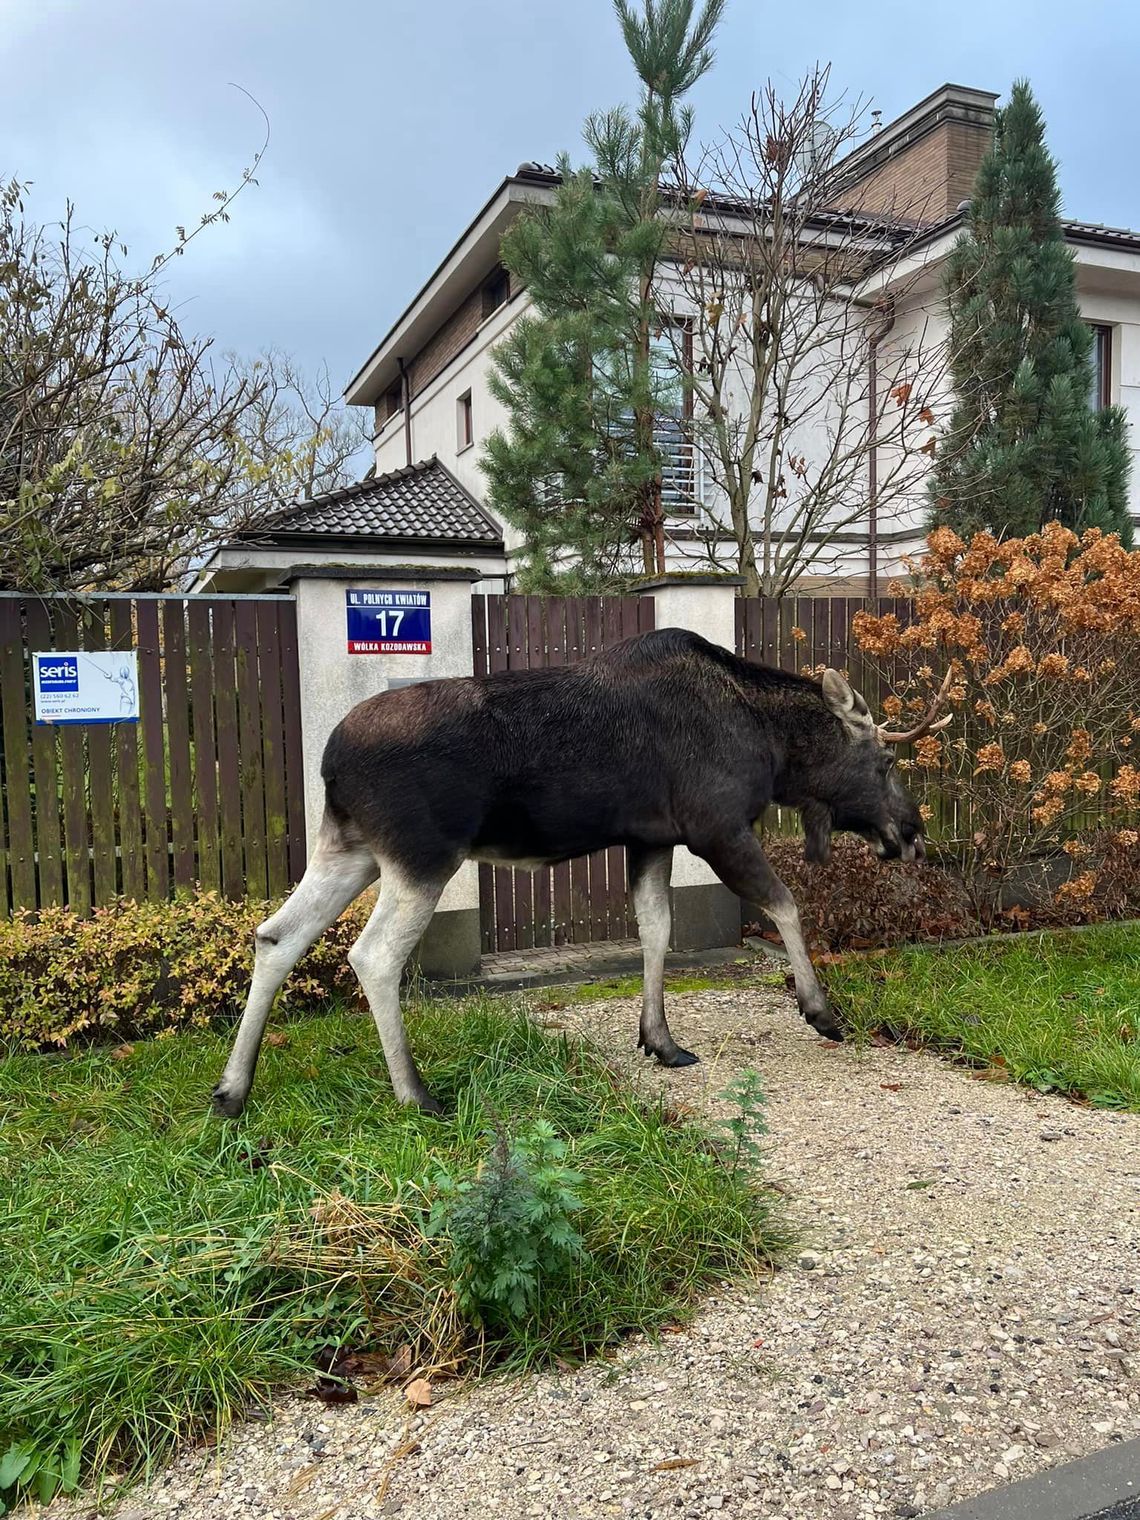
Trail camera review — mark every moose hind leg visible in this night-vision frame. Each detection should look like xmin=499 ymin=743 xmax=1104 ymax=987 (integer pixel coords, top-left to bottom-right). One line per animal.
xmin=211 ymin=825 xmax=379 ymax=1118
xmin=348 ymin=861 xmax=450 ymax=1113
xmin=630 ymin=845 xmax=696 ymax=1067
xmin=697 ymin=828 xmax=843 ymax=1040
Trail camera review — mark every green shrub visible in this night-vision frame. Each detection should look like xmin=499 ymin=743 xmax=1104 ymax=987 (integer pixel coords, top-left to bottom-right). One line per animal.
xmin=0 ymin=893 xmax=374 ymax=1048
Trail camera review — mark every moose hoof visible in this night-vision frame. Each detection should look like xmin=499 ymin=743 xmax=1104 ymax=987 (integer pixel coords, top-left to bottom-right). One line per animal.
xmin=413 ymin=1091 xmax=446 ymax=1117
xmin=639 ymin=1039 xmax=700 ymax=1068
xmin=210 ymin=1083 xmax=247 ymax=1120
xmin=802 ymin=1002 xmax=844 ymax=1041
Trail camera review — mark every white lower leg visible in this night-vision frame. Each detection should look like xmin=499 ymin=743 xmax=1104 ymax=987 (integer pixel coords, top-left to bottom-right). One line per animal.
xmin=764 ymin=892 xmax=838 ymax=1032
xmin=348 ymin=864 xmax=448 ymax=1109
xmin=633 ymin=848 xmax=674 ymax=1052
xmin=213 ymin=837 xmax=377 ymax=1113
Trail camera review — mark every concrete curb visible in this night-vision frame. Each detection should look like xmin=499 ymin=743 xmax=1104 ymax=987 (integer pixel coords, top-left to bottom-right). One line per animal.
xmin=925 ymin=1440 xmax=1140 ymax=1519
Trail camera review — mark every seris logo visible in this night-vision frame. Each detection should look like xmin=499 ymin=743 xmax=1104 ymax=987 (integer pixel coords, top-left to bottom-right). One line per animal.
xmin=37 ymin=656 xmax=79 ymax=693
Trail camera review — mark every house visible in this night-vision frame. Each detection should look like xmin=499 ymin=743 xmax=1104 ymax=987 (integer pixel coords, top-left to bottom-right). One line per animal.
xmin=206 ymin=83 xmax=1140 ymax=597
xmin=192 ymin=456 xmax=508 ymax=594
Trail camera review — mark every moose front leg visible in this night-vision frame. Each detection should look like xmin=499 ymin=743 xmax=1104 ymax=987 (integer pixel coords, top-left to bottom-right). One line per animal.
xmin=696 ymin=828 xmax=843 ymax=1040
xmin=629 ymin=845 xmax=697 ymax=1067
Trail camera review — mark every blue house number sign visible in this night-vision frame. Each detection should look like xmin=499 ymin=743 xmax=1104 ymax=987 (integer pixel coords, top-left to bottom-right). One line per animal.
xmin=346 ymin=589 xmax=431 ymax=654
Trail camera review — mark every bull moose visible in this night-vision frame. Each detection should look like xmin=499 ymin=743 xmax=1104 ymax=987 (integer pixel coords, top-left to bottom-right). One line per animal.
xmin=211 ymin=627 xmax=950 ymax=1117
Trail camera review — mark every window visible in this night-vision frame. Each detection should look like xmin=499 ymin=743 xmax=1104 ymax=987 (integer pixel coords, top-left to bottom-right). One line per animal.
xmin=481 ymin=265 xmax=510 ymax=320
xmin=649 ymin=318 xmax=697 ymax=512
xmin=1088 ymin=324 xmax=1112 ymax=411
xmin=382 ymin=379 xmax=403 ymax=422
xmin=457 ymin=389 xmax=473 ymax=451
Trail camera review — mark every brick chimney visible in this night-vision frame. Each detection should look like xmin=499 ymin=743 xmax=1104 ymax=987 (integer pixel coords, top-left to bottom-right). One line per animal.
xmin=828 ymin=84 xmax=998 ymax=224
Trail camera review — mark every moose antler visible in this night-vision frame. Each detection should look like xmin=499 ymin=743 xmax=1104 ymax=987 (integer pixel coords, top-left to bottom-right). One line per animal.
xmin=878 ymin=667 xmax=954 ymax=745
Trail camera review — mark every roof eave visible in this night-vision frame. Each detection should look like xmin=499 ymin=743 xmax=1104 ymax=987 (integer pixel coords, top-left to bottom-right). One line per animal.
xmin=344 ymin=174 xmax=555 ymax=408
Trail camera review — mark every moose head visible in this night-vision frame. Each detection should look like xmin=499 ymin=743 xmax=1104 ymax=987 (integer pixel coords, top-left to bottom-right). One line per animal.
xmin=800 ymin=668 xmax=953 ymax=866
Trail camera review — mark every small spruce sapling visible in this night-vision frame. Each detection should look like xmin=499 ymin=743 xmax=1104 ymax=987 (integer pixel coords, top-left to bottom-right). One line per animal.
xmin=714 ymin=1068 xmax=769 ymax=1175
xmin=427 ymin=1118 xmax=586 ymax=1326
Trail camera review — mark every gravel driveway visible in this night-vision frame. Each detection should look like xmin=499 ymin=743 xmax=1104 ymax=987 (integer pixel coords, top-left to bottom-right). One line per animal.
xmin=69 ymin=985 xmax=1140 ymax=1520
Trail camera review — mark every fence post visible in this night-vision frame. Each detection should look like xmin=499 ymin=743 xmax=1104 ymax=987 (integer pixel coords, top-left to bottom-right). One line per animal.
xmin=635 ymin=574 xmax=746 ymax=952
xmin=285 ymin=565 xmax=483 ymax=979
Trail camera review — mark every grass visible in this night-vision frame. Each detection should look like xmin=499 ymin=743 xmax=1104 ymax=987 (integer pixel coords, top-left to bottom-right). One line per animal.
xmin=0 ymin=994 xmax=785 ymax=1510
xmin=825 ymin=922 xmax=1140 ymax=1109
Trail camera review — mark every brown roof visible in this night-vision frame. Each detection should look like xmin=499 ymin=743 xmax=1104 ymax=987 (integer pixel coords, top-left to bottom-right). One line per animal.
xmin=245 ymin=457 xmax=503 ymax=547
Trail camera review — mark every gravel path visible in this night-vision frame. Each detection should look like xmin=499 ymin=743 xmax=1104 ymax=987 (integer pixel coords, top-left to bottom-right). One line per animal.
xmin=67 ymin=986 xmax=1140 ymax=1520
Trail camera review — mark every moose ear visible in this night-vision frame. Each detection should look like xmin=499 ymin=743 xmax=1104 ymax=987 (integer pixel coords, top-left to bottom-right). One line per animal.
xmin=821 ymin=668 xmax=873 ymax=737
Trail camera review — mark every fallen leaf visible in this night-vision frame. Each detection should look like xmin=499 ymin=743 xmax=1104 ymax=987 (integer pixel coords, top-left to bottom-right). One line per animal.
xmin=404 ymin=1378 xmax=432 ymax=1408
xmin=752 ymin=1336 xmax=765 ymax=1348
xmin=817 ymin=1039 xmax=842 ymax=1049
xmin=387 ymin=1344 xmax=414 ymax=1380
xmin=266 ymin=1032 xmax=289 ymax=1048
xmin=906 ymin=1179 xmax=935 ymax=1190
xmin=652 ymin=1458 xmax=700 ymax=1472
xmin=111 ymin=1043 xmax=134 ymax=1061
xmin=880 ymin=1082 xmax=902 ymax=1092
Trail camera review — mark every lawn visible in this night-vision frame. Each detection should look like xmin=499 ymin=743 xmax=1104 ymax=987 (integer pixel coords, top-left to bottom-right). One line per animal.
xmin=825 ymin=922 xmax=1140 ymax=1109
xmin=0 ymin=994 xmax=784 ymax=1511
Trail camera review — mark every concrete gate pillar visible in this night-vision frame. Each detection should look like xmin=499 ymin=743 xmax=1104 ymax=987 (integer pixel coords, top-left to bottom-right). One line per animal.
xmin=285 ymin=564 xmax=482 ymax=979
xmin=635 ymin=575 xmax=745 ymax=952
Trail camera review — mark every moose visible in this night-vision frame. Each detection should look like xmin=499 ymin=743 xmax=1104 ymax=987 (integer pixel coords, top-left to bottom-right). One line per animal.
xmin=211 ymin=628 xmax=950 ymax=1117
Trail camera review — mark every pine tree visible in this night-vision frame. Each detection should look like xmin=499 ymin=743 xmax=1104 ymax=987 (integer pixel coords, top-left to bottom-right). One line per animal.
xmin=481 ymin=0 xmax=724 ymax=589
xmin=931 ymin=81 xmax=1132 ymax=544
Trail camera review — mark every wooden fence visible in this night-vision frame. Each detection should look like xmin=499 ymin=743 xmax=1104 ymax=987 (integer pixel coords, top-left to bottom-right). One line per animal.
xmin=0 ymin=593 xmax=306 ymax=915
xmin=471 ymin=593 xmax=655 ymax=954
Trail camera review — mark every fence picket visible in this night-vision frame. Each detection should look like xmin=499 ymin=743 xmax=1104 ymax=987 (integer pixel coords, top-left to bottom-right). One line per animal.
xmin=84 ymin=602 xmax=120 ymax=904
xmin=257 ymin=600 xmax=290 ymax=896
xmin=211 ymin=604 xmax=245 ymax=898
xmin=0 ymin=600 xmax=36 ymax=910
xmin=277 ymin=600 xmax=308 ymax=884
xmin=235 ymin=603 xmax=268 ymax=900
xmin=23 ymin=601 xmax=64 ymax=906
xmin=135 ymin=602 xmax=169 ymax=901
xmin=108 ymin=601 xmax=145 ymax=901
xmin=162 ymin=601 xmax=196 ymax=892
xmin=187 ymin=601 xmax=221 ymax=894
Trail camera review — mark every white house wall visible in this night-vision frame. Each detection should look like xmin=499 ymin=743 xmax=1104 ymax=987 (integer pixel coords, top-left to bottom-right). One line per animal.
xmin=368 ymin=241 xmax=1140 ymax=594
xmin=373 ymin=295 xmax=532 ymax=555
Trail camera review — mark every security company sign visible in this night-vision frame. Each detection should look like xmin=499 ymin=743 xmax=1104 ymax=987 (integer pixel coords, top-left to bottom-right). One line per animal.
xmin=346 ymin=589 xmax=431 ymax=654
xmin=32 ymin=650 xmax=140 ymax=725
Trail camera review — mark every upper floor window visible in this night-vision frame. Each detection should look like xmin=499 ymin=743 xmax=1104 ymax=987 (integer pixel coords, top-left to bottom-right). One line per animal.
xmin=481 ymin=265 xmax=510 ymax=320
xmin=382 ymin=379 xmax=403 ymax=422
xmin=1088 ymin=324 xmax=1112 ymax=411
xmin=650 ymin=318 xmax=697 ymax=513
xmin=457 ymin=389 xmax=474 ymax=451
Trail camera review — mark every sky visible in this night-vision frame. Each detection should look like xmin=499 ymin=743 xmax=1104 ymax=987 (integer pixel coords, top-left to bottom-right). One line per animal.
xmin=4 ymin=0 xmax=1138 ymax=408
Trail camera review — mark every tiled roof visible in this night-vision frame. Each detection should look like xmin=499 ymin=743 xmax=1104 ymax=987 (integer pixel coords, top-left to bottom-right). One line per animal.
xmin=512 ymin=162 xmax=916 ymax=245
xmin=1062 ymin=219 xmax=1140 ymax=251
xmin=249 ymin=457 xmax=503 ymax=546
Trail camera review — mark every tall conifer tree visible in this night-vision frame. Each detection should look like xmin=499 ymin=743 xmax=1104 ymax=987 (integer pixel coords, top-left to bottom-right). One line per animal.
xmin=931 ymin=81 xmax=1131 ymax=543
xmin=482 ymin=0 xmax=724 ymax=588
